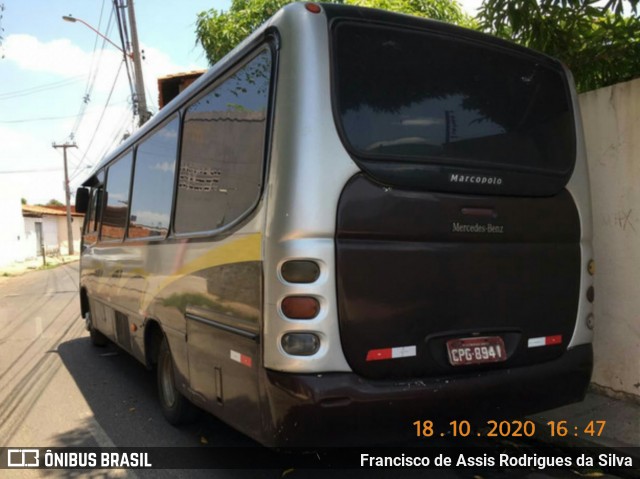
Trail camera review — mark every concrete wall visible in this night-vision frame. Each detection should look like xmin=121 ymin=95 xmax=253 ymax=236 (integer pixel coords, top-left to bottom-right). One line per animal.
xmin=0 ymin=186 xmax=27 ymax=267
xmin=579 ymin=78 xmax=640 ymax=399
xmin=23 ymin=216 xmax=60 ymax=258
xmin=55 ymin=215 xmax=83 ymax=255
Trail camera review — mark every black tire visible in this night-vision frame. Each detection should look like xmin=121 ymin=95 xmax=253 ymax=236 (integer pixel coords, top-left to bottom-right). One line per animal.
xmin=157 ymin=337 xmax=199 ymax=425
xmin=86 ymin=312 xmax=109 ymax=347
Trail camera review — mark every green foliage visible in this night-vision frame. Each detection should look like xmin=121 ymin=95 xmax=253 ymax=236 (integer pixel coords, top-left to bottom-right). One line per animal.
xmin=46 ymin=199 xmax=64 ymax=207
xmin=479 ymin=0 xmax=640 ymax=92
xmin=195 ymin=0 xmax=474 ymax=65
xmin=21 ymin=197 xmax=27 ymax=205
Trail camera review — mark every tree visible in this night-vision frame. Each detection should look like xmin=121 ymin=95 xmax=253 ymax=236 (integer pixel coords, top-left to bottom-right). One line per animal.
xmin=45 ymin=199 xmax=64 ymax=207
xmin=21 ymin=197 xmax=27 ymax=205
xmin=195 ymin=0 xmax=474 ymax=65
xmin=479 ymin=0 xmax=640 ymax=92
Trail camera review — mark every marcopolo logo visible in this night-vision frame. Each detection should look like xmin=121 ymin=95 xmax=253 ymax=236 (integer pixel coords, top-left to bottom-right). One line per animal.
xmin=450 ymin=173 xmax=503 ymax=186
xmin=7 ymin=449 xmax=40 ymax=468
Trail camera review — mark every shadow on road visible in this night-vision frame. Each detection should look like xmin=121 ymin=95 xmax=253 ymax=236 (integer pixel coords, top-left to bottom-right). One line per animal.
xmin=53 ymin=338 xmax=598 ymax=479
xmin=54 ymin=337 xmax=297 ymax=477
xmin=57 ymin=337 xmax=255 ymax=446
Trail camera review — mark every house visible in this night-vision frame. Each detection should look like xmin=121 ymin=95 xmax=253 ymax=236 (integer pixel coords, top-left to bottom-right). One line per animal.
xmin=22 ymin=205 xmax=84 ymax=257
xmin=157 ymin=70 xmax=205 ymax=109
xmin=0 ymin=186 xmax=28 ymax=267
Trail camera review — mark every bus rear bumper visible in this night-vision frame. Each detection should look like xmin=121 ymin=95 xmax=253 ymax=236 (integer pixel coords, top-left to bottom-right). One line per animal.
xmin=261 ymin=344 xmax=592 ymax=447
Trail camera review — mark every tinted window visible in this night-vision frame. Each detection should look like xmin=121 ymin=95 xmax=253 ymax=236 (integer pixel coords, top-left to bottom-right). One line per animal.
xmin=85 ymin=189 xmax=99 ymax=234
xmin=128 ymin=116 xmax=179 ymax=238
xmin=333 ymin=22 xmax=575 ymax=175
xmin=174 ymin=49 xmax=271 ymax=233
xmin=102 ymin=153 xmax=133 ymax=241
xmin=83 ymin=187 xmax=102 ymax=244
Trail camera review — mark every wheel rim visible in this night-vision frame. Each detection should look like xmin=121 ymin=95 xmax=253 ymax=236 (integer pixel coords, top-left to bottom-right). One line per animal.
xmin=160 ymin=352 xmax=176 ymax=407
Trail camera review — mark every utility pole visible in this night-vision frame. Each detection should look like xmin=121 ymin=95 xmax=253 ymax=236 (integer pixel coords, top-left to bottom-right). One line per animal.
xmin=126 ymin=0 xmax=151 ymax=126
xmin=52 ymin=142 xmax=77 ymax=256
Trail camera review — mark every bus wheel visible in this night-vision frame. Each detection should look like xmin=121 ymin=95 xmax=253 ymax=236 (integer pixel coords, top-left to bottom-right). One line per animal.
xmin=157 ymin=337 xmax=199 ymax=425
xmin=85 ymin=312 xmax=108 ymax=347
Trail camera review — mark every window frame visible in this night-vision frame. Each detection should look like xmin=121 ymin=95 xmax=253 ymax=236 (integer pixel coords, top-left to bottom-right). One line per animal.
xmin=171 ymin=44 xmax=277 ymax=240
xmin=126 ymin=114 xmax=181 ymax=242
xmin=100 ymin=150 xmax=134 ymax=243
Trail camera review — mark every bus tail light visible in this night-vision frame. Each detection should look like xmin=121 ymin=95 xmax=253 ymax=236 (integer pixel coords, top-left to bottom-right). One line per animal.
xmin=281 ymin=260 xmax=320 ymax=283
xmin=281 ymin=296 xmax=320 ymax=319
xmin=282 ymin=333 xmax=320 ymax=356
xmin=305 ymin=3 xmax=321 ymax=14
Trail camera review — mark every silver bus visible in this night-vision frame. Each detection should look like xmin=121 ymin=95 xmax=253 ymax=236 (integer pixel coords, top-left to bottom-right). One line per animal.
xmin=76 ymin=2 xmax=594 ymax=447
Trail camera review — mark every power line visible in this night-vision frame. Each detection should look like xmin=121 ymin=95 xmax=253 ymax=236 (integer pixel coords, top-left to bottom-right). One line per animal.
xmin=0 ymin=167 xmax=63 ymax=174
xmin=78 ymin=59 xmax=125 ymax=166
xmin=0 ymin=113 xmax=84 ymax=124
xmin=68 ymin=0 xmax=114 ymax=141
xmin=0 ymin=76 xmax=85 ymax=101
xmin=113 ymin=0 xmax=137 ymax=117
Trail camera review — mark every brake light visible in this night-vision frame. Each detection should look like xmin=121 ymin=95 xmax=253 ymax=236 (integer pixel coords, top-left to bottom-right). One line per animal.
xmin=281 ymin=296 xmax=320 ymax=319
xmin=305 ymin=3 xmax=321 ymax=14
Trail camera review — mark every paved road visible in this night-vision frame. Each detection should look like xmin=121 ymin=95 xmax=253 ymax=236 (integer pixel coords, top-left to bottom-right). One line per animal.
xmin=0 ymin=264 xmax=630 ymax=479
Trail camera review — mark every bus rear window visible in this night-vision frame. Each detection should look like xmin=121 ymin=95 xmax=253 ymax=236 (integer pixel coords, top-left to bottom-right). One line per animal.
xmin=332 ymin=22 xmax=575 ymax=176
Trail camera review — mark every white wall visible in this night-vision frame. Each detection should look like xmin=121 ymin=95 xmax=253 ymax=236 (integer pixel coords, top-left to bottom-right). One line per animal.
xmin=579 ymin=78 xmax=640 ymax=399
xmin=55 ymin=215 xmax=83 ymax=255
xmin=23 ymin=216 xmax=60 ymax=258
xmin=0 ymin=183 xmax=27 ymax=267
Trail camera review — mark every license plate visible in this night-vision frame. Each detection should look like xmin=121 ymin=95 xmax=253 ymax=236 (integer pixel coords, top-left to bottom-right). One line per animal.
xmin=446 ymin=336 xmax=506 ymax=366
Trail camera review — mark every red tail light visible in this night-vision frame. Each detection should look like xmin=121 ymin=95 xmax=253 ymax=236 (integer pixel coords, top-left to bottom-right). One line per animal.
xmin=281 ymin=296 xmax=320 ymax=319
xmin=305 ymin=3 xmax=321 ymax=14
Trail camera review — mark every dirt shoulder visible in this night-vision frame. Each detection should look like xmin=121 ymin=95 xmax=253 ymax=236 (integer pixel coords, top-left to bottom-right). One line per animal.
xmin=0 ymin=255 xmax=79 ymax=283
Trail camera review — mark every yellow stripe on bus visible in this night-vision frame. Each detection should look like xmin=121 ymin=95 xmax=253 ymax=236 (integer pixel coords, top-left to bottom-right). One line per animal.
xmin=140 ymin=232 xmax=262 ymax=312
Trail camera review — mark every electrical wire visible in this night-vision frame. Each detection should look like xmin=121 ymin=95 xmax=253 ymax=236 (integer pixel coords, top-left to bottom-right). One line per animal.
xmin=113 ymin=0 xmax=136 ymax=115
xmin=0 ymin=76 xmax=85 ymax=101
xmin=77 ymin=59 xmax=125 ymax=166
xmin=72 ymin=106 xmax=130 ymax=185
xmin=0 ymin=167 xmax=63 ymax=174
xmin=68 ymin=0 xmax=114 ymax=141
xmin=0 ymin=113 xmax=85 ymax=124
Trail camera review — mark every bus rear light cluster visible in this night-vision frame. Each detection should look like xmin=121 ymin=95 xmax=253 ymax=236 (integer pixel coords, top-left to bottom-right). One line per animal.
xmin=281 ymin=296 xmax=320 ymax=319
xmin=587 ymin=259 xmax=595 ymax=276
xmin=282 ymin=333 xmax=320 ymax=356
xmin=305 ymin=2 xmax=321 ymax=14
xmin=281 ymin=260 xmax=320 ymax=283
xmin=586 ymin=286 xmax=594 ymax=303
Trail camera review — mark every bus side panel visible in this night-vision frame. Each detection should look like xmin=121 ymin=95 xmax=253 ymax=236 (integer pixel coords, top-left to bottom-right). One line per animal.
xmin=186 ymin=317 xmax=261 ymax=436
xmin=182 ymin=260 xmax=262 ymax=436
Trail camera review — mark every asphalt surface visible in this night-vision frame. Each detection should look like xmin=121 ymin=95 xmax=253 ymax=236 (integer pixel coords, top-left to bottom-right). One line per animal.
xmin=0 ymin=263 xmax=635 ymax=478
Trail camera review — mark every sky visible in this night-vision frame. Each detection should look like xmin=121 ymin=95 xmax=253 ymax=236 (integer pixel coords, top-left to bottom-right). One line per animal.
xmin=0 ymin=0 xmax=482 ymax=206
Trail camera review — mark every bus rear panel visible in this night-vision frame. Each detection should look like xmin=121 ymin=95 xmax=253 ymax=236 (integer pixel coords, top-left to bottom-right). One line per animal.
xmin=78 ymin=3 xmax=593 ymax=448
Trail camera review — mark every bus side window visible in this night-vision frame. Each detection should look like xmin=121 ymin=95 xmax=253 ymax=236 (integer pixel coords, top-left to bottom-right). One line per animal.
xmin=174 ymin=49 xmax=272 ymax=234
xmin=83 ymin=188 xmax=101 ymax=244
xmin=101 ymin=152 xmax=133 ymax=241
xmin=128 ymin=116 xmax=179 ymax=239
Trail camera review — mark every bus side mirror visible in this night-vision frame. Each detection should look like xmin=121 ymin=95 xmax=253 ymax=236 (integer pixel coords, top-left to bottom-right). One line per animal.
xmin=76 ymin=187 xmax=90 ymax=213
